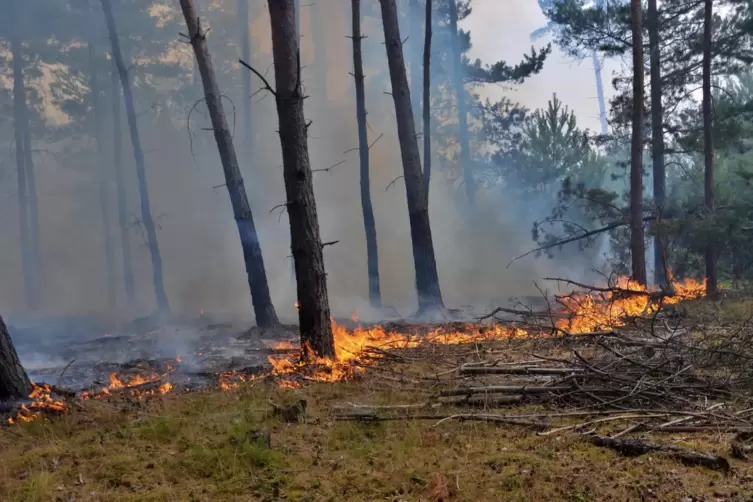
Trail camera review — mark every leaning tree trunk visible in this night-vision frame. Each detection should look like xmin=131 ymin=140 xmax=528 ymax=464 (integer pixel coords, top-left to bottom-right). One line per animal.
xmin=422 ymin=0 xmax=432 ymax=201
xmin=238 ymin=0 xmax=253 ymax=158
xmin=351 ymin=0 xmax=382 ymax=309
xmin=111 ymin=59 xmax=135 ymax=308
xmin=267 ymin=0 xmax=335 ymax=358
xmin=647 ymin=0 xmax=667 ymax=287
xmin=101 ymin=0 xmax=170 ymax=313
xmin=180 ymin=0 xmax=280 ymax=328
xmin=702 ymin=0 xmax=717 ymax=298
xmin=379 ymin=0 xmax=444 ymax=313
xmin=0 ymin=315 xmax=32 ymax=402
xmin=89 ymin=37 xmax=116 ymax=310
xmin=10 ymin=30 xmax=34 ymax=309
xmin=629 ymin=0 xmax=647 ymax=286
xmin=448 ymin=0 xmax=476 ymax=214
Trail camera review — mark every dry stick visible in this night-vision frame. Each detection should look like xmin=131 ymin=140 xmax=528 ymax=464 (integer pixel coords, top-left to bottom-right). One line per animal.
xmin=459 ymin=367 xmax=584 ymax=376
xmin=538 ymin=413 xmax=670 ymax=437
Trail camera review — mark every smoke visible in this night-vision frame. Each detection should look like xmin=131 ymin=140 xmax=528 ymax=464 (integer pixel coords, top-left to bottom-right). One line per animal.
xmin=0 ymin=0 xmax=612 ymax=326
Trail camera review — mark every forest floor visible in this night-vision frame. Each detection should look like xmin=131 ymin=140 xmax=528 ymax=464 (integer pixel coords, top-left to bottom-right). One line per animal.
xmin=2 ymin=300 xmax=753 ymax=501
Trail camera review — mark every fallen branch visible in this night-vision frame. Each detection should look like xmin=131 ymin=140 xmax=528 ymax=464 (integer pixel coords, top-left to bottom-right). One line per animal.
xmin=589 ymin=434 xmax=731 ymax=472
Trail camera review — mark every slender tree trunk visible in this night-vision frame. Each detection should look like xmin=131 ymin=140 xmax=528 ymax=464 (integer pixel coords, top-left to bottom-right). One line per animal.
xmin=629 ymin=0 xmax=647 ymax=286
xmin=10 ymin=31 xmax=34 ymax=309
xmin=21 ymin=118 xmax=41 ymax=298
xmin=266 ymin=0 xmax=334 ymax=357
xmin=351 ymin=0 xmax=382 ymax=309
xmin=592 ymin=51 xmax=609 ymax=136
xmin=593 ymin=0 xmax=609 ymax=137
xmin=180 ymin=0 xmax=280 ymax=328
xmin=379 ymin=0 xmax=444 ymax=313
xmin=238 ymin=0 xmax=252 ymax=156
xmin=703 ymin=0 xmax=717 ymax=298
xmin=647 ymin=0 xmax=667 ymax=287
xmin=422 ymin=0 xmax=432 ymax=201
xmin=193 ymin=0 xmax=201 ymax=89
xmin=111 ymin=58 xmax=135 ymax=308
xmin=409 ymin=0 xmax=422 ymax=124
xmin=89 ymin=38 xmax=116 ymax=310
xmin=0 ymin=315 xmax=32 ymax=402
xmin=10 ymin=0 xmax=41 ymax=306
xmin=447 ymin=0 xmax=476 ymax=213
xmin=101 ymin=0 xmax=170 ymax=313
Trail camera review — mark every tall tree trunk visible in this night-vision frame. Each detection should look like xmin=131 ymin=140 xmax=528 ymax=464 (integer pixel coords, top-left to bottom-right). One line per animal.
xmin=89 ymin=38 xmax=116 ymax=311
xmin=592 ymin=50 xmax=609 ymax=136
xmin=703 ymin=0 xmax=717 ymax=298
xmin=593 ymin=0 xmax=609 ymax=137
xmin=629 ymin=0 xmax=647 ymax=286
xmin=294 ymin=0 xmax=301 ymax=44
xmin=379 ymin=0 xmax=444 ymax=313
xmin=21 ymin=118 xmax=41 ymax=298
xmin=180 ymin=0 xmax=280 ymax=328
xmin=101 ymin=0 xmax=170 ymax=313
xmin=0 ymin=315 xmax=32 ymax=402
xmin=422 ymin=0 xmax=432 ymax=200
xmin=10 ymin=30 xmax=34 ymax=309
xmin=266 ymin=0 xmax=335 ymax=357
xmin=111 ymin=58 xmax=135 ymax=308
xmin=351 ymin=0 xmax=382 ymax=309
xmin=647 ymin=0 xmax=667 ymax=287
xmin=238 ymin=0 xmax=252 ymax=156
xmin=447 ymin=0 xmax=476 ymax=213
xmin=409 ymin=0 xmax=422 ymax=124
xmin=193 ymin=0 xmax=201 ymax=89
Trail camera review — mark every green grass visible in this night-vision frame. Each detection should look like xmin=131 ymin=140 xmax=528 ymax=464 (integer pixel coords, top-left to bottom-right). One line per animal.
xmin=1 ymin=370 xmax=752 ymax=502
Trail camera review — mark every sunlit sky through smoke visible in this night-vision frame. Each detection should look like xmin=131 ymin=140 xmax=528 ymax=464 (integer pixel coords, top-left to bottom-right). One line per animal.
xmin=463 ymin=1 xmax=623 ymax=132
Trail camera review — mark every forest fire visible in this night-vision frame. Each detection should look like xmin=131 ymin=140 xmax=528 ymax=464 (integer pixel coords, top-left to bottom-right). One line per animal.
xmin=267 ymin=275 xmax=707 ymax=386
xmin=4 ymin=275 xmax=706 ymax=424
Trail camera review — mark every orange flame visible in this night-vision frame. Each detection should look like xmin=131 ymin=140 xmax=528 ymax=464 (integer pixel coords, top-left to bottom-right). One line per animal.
xmin=269 ymin=275 xmax=706 ymax=384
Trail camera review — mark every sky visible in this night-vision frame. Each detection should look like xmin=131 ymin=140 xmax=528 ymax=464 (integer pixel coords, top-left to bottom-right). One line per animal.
xmin=462 ymin=0 xmax=624 ymax=132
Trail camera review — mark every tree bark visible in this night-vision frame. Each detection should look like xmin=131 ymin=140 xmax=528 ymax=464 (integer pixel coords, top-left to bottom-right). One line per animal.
xmin=629 ymin=0 xmax=647 ymax=286
xmin=111 ymin=58 xmax=135 ymax=308
xmin=409 ymin=0 xmax=422 ymax=124
xmin=647 ymin=0 xmax=667 ymax=287
xmin=238 ymin=0 xmax=253 ymax=157
xmin=448 ymin=0 xmax=476 ymax=213
xmin=180 ymin=0 xmax=280 ymax=328
xmin=10 ymin=26 xmax=34 ymax=310
xmin=422 ymin=0 xmax=432 ymax=201
xmin=266 ymin=0 xmax=335 ymax=357
xmin=702 ymin=0 xmax=717 ymax=298
xmin=89 ymin=38 xmax=116 ymax=310
xmin=379 ymin=0 xmax=444 ymax=313
xmin=101 ymin=0 xmax=170 ymax=313
xmin=0 ymin=315 xmax=32 ymax=402
xmin=351 ymin=0 xmax=382 ymax=309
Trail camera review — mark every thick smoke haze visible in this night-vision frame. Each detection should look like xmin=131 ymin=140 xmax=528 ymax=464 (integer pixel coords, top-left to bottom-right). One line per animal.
xmin=0 ymin=1 xmax=614 ymax=324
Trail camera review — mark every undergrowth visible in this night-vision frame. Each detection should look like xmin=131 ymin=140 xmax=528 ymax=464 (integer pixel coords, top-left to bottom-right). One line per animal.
xmin=3 ymin=299 xmax=753 ymax=501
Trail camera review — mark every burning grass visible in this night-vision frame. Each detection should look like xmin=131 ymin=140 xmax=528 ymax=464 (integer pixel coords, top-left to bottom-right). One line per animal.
xmin=4 ymin=274 xmax=708 ymax=425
